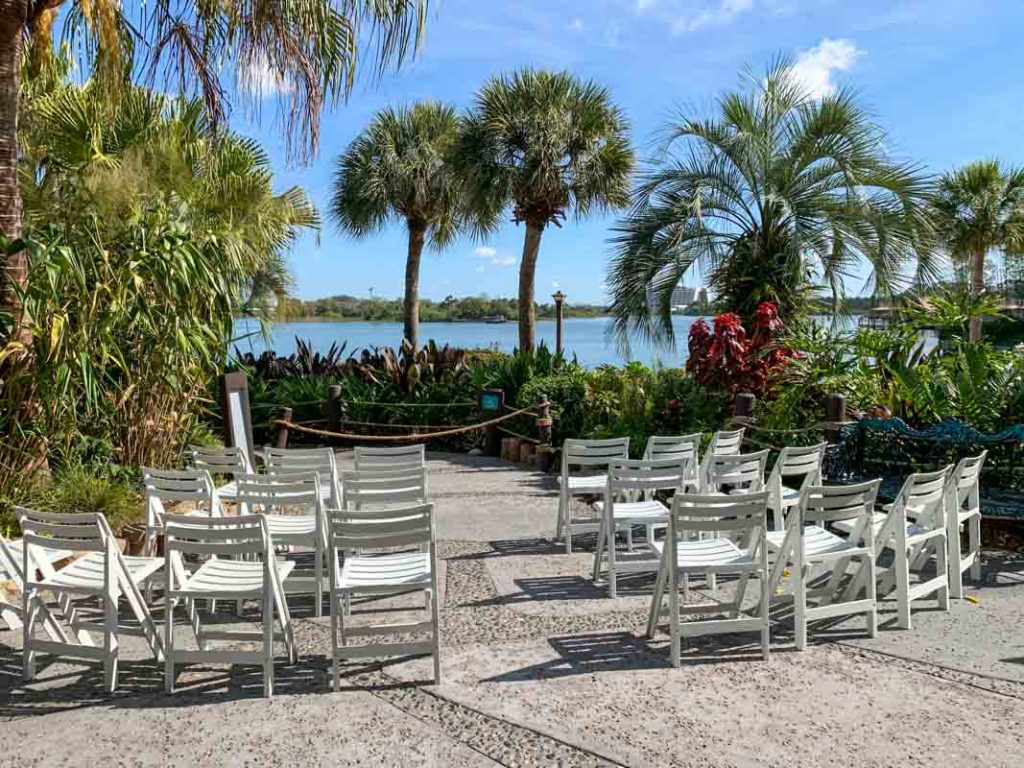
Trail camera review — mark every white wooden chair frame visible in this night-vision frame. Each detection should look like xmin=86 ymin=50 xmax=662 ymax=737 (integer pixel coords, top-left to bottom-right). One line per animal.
xmin=354 ymin=444 xmax=426 ymax=472
xmin=0 ymin=533 xmax=71 ymax=634
xmin=19 ymin=508 xmax=164 ymax=692
xmin=699 ymin=428 xmax=744 ymax=489
xmin=591 ymin=456 xmax=693 ymax=597
xmin=190 ymin=444 xmax=252 ymax=503
xmin=341 ymin=466 xmax=429 ymax=510
xmin=766 ymin=443 xmax=826 ymax=531
xmin=557 ymin=437 xmax=630 ymax=554
xmin=837 ymin=466 xmax=952 ymax=630
xmin=646 ymin=492 xmax=771 ymax=666
xmin=327 ymin=503 xmax=441 ymax=689
xmin=767 ymin=481 xmax=879 ymax=649
xmin=163 ymin=513 xmax=296 ymax=697
xmin=264 ymin=447 xmax=341 ymax=508
xmin=705 ymin=449 xmax=769 ymax=495
xmin=236 ymin=472 xmax=327 ymax=617
xmin=946 ymin=452 xmax=986 ymax=598
xmin=142 ymin=467 xmax=221 ymax=557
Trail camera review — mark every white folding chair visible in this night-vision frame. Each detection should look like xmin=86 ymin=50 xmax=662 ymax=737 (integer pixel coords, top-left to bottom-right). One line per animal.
xmin=190 ymin=444 xmax=252 ymax=503
xmin=236 ymin=472 xmax=327 ymax=617
xmin=0 ymin=533 xmax=71 ymax=633
xmin=699 ymin=428 xmax=744 ymax=489
xmin=142 ymin=467 xmax=220 ymax=557
xmin=327 ymin=503 xmax=441 ymax=690
xmin=767 ymin=480 xmax=880 ymax=649
xmin=835 ymin=466 xmax=952 ymax=630
xmin=592 ymin=456 xmax=693 ymax=597
xmin=19 ymin=508 xmax=164 ymax=692
xmin=264 ymin=446 xmax=341 ymax=508
xmin=705 ymin=449 xmax=769 ymax=494
xmin=557 ymin=437 xmax=630 ymax=554
xmin=354 ymin=444 xmax=426 ymax=472
xmin=163 ymin=514 xmax=296 ymax=697
xmin=766 ymin=443 xmax=826 ymax=531
xmin=646 ymin=492 xmax=771 ymax=665
xmin=340 ymin=466 xmax=429 ymax=510
xmin=946 ymin=452 xmax=987 ymax=598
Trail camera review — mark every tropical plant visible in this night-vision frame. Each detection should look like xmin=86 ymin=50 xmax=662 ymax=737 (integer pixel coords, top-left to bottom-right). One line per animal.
xmin=0 ymin=0 xmax=427 ymax=347
xmin=330 ymin=102 xmax=464 ymax=348
xmin=608 ymin=57 xmax=934 ymax=343
xmin=456 ymin=68 xmax=634 ymax=351
xmin=930 ymin=160 xmax=1024 ymax=341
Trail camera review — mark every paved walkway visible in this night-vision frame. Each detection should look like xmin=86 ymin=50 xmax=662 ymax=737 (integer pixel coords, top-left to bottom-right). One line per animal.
xmin=2 ymin=452 xmax=1023 ymax=766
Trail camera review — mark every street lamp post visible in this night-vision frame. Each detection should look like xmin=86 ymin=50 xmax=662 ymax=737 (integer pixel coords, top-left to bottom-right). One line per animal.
xmin=552 ymin=290 xmax=566 ymax=358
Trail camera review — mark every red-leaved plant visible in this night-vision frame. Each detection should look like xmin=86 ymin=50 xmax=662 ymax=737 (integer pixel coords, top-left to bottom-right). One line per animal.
xmin=686 ymin=301 xmax=796 ymax=395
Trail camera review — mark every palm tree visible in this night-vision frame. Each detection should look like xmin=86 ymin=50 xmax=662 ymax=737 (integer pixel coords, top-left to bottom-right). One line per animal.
xmin=930 ymin=160 xmax=1024 ymax=341
xmin=456 ymin=68 xmax=634 ymax=352
xmin=607 ymin=58 xmax=934 ymax=344
xmin=0 ymin=0 xmax=426 ymax=345
xmin=330 ymin=102 xmax=463 ymax=349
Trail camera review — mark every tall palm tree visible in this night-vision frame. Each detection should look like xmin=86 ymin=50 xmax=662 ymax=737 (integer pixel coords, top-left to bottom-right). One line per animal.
xmin=607 ymin=58 xmax=934 ymax=344
xmin=0 ymin=0 xmax=426 ymax=345
xmin=931 ymin=160 xmax=1024 ymax=341
xmin=330 ymin=102 xmax=462 ymax=349
xmin=456 ymin=68 xmax=634 ymax=352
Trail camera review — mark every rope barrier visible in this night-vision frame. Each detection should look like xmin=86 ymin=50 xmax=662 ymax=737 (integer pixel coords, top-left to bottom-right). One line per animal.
xmin=496 ymin=425 xmax=541 ymax=445
xmin=273 ymin=403 xmax=542 ymax=443
xmin=733 ymin=416 xmax=855 ymax=436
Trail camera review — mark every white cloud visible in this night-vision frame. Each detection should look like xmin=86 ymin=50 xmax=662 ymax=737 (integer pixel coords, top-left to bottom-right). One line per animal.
xmin=790 ymin=38 xmax=862 ymax=99
xmin=635 ymin=0 xmax=658 ymax=11
xmin=552 ymin=281 xmax=561 ymax=290
xmin=568 ymin=17 xmax=584 ymax=31
xmin=238 ymin=54 xmax=293 ymax=97
xmin=474 ymin=246 xmax=498 ymax=258
xmin=672 ymin=0 xmax=754 ymax=34
xmin=491 ymin=255 xmax=517 ymax=268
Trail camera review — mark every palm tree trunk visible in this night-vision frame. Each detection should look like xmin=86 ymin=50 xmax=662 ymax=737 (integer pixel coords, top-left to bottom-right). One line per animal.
xmin=969 ymin=245 xmax=986 ymax=342
xmin=403 ymin=219 xmax=426 ymax=350
xmin=518 ymin=221 xmax=544 ymax=352
xmin=0 ymin=2 xmax=26 ymax=344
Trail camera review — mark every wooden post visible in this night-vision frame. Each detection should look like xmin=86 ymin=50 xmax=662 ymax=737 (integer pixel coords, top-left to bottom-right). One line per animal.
xmin=327 ymin=385 xmax=342 ymax=432
xmin=732 ymin=392 xmax=756 ymax=431
xmin=824 ymin=393 xmax=846 ymax=444
xmin=552 ymin=291 xmax=566 ymax=358
xmin=275 ymin=407 xmax=292 ymax=449
xmin=535 ymin=394 xmax=553 ymax=472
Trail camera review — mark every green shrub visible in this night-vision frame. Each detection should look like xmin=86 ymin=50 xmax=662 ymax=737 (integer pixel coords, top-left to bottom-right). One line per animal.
xmin=39 ymin=463 xmax=142 ymax=536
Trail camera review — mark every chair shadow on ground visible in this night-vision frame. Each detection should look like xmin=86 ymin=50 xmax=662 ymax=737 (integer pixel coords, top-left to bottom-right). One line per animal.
xmin=469 ymin=571 xmax=660 ymax=607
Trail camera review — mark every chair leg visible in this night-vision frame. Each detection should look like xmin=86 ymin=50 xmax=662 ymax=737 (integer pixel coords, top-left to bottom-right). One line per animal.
xmin=263 ymin=584 xmax=274 ymax=698
xmin=647 ymin=556 xmax=667 ymax=639
xmin=430 ymin=586 xmax=441 ymax=685
xmin=591 ymin=518 xmax=606 ymax=584
xmin=947 ymin=521 xmax=963 ymax=599
xmin=865 ymin=554 xmax=878 ymax=638
xmin=23 ymin=589 xmax=36 ymax=682
xmin=103 ymin=592 xmax=119 ymax=694
xmin=669 ymin=565 xmax=681 ymax=668
xmin=934 ymin=536 xmax=949 ymax=611
xmin=760 ymin=569 xmax=770 ymax=661
xmin=314 ymin=545 xmax=323 ymax=619
xmin=968 ymin=515 xmax=982 ymax=582
xmin=794 ymin=563 xmax=807 ymax=651
xmin=895 ymin=545 xmax=911 ymax=631
xmin=164 ymin=596 xmax=175 ymax=694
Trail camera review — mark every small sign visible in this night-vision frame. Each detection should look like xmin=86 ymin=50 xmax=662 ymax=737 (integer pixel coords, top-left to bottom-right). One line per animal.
xmin=478 ymin=389 xmax=505 ymax=413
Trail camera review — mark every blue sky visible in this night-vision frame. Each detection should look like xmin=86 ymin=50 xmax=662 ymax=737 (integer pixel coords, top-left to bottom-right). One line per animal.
xmin=232 ymin=0 xmax=1024 ymax=304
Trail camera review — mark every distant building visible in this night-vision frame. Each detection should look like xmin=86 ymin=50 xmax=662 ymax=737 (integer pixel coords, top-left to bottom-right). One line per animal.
xmin=647 ymin=281 xmax=706 ymax=310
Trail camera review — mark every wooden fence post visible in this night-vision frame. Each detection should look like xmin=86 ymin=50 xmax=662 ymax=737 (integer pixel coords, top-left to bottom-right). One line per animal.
xmin=732 ymin=392 xmax=756 ymax=429
xmin=535 ymin=394 xmax=553 ymax=472
xmin=824 ymin=393 xmax=846 ymax=444
xmin=327 ymin=385 xmax=342 ymax=432
xmin=275 ymin=407 xmax=292 ymax=449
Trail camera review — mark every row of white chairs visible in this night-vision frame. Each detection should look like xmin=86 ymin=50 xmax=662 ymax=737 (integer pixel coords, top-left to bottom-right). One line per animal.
xmin=8 ymin=444 xmax=441 ymax=696
xmin=564 ymin=433 xmax=987 ymax=663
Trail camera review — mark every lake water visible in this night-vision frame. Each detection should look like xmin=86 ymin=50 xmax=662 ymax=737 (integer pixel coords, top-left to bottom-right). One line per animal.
xmin=233 ymin=316 xmax=706 ymax=368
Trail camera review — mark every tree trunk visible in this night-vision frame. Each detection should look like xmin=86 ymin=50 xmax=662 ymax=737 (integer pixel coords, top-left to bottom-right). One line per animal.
xmin=518 ymin=221 xmax=544 ymax=352
xmin=403 ymin=219 xmax=426 ymax=350
xmin=0 ymin=2 xmax=26 ymax=344
xmin=969 ymin=245 xmax=986 ymax=343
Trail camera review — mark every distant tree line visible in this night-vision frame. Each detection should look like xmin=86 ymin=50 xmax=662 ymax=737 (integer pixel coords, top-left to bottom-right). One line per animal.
xmin=278 ymin=294 xmax=608 ymax=322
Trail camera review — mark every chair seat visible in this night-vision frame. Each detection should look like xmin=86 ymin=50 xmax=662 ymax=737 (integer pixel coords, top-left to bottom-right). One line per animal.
xmin=774 ymin=487 xmax=802 ymax=507
xmin=216 ymin=481 xmax=238 ymax=499
xmin=264 ymin=515 xmax=318 ymax=537
xmin=177 ymin=558 xmax=296 ymax=597
xmin=651 ymin=538 xmax=755 ymax=569
xmin=39 ymin=553 xmax=163 ymax=594
xmin=559 ymin=475 xmax=608 ymax=493
xmin=833 ymin=514 xmax=931 ymax=541
xmin=593 ymin=499 xmax=669 ymax=522
xmin=2 ymin=539 xmax=73 ymax=577
xmin=338 ymin=551 xmax=431 ymax=590
xmin=766 ymin=526 xmax=860 ymax=557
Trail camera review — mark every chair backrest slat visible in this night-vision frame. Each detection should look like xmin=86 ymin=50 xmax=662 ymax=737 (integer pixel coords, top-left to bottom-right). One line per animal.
xmin=235 ymin=472 xmax=322 ymax=515
xmin=801 ymin=480 xmax=880 ymax=533
xmin=892 ymin=466 xmax=952 ymax=531
xmin=329 ymin=504 xmax=433 ymax=551
xmin=608 ymin=456 xmax=693 ymax=494
xmin=670 ymin=492 xmax=768 ymax=542
xmin=341 ymin=467 xmax=428 ymax=509
xmin=190 ymin=445 xmax=251 ymax=475
xmin=164 ymin=513 xmax=267 ymax=557
xmin=705 ymin=449 xmax=769 ymax=493
xmin=562 ymin=438 xmax=629 ymax=472
xmin=354 ymin=444 xmax=426 ymax=471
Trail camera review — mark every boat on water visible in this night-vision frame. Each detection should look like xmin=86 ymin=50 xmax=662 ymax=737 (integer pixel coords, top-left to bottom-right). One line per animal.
xmin=483 ymin=315 xmax=508 ymax=324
